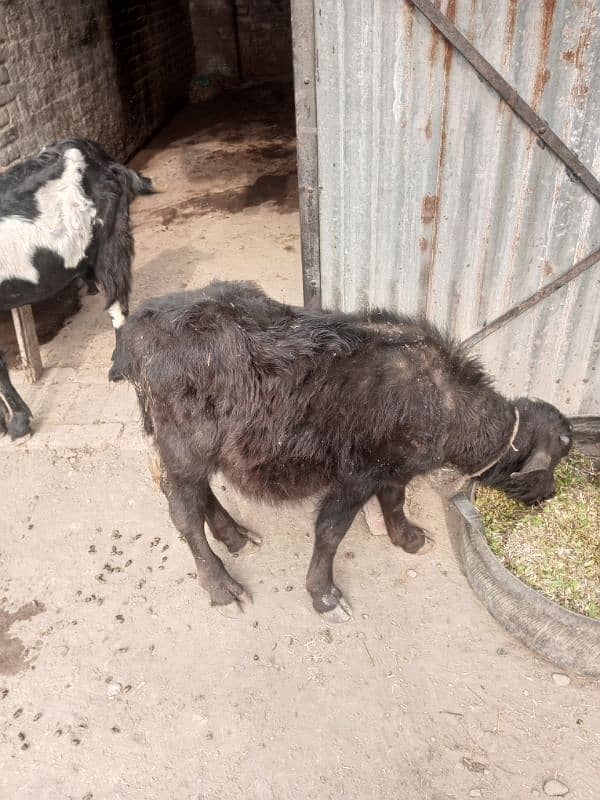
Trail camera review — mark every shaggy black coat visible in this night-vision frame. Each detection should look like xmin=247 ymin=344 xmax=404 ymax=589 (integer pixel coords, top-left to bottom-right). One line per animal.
xmin=110 ymin=280 xmax=572 ymax=619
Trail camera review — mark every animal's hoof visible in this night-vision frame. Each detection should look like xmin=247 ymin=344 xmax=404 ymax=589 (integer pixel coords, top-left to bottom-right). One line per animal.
xmin=7 ymin=411 xmax=32 ymax=441
xmin=315 ymin=589 xmax=353 ymax=623
xmin=320 ymin=596 xmax=353 ymax=624
xmin=108 ymin=365 xmax=124 ymax=382
xmin=209 ymin=576 xmax=251 ymax=613
xmin=412 ymin=534 xmax=435 ymax=555
xmin=392 ymin=524 xmax=430 ymax=554
xmin=233 ymin=538 xmax=261 ymax=557
xmin=244 ymin=529 xmax=262 ymax=547
xmin=216 ymin=590 xmax=253 ymax=618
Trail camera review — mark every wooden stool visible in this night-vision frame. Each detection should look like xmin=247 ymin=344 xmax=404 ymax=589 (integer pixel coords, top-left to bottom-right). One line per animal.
xmin=11 ymin=305 xmax=43 ymax=383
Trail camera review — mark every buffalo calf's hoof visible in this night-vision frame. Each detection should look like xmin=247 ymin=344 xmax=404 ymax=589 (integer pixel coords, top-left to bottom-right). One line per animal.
xmin=313 ymin=586 xmax=353 ymax=623
xmin=208 ymin=574 xmax=250 ymax=611
xmin=216 ymin=590 xmax=253 ymax=618
xmin=7 ymin=410 xmax=32 ymax=441
xmin=390 ymin=523 xmax=428 ymax=554
xmin=232 ymin=538 xmax=261 ymax=557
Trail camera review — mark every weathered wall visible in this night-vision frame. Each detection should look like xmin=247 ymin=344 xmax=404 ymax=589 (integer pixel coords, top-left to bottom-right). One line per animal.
xmin=189 ymin=0 xmax=239 ymax=78
xmin=310 ymin=0 xmax=600 ymax=415
xmin=0 ymin=0 xmax=194 ymax=167
xmin=236 ymin=0 xmax=292 ymax=80
xmin=188 ymin=0 xmax=292 ymax=82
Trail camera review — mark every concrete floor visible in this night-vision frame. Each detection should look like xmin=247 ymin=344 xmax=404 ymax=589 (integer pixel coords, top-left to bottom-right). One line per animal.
xmin=1 ymin=86 xmax=600 ymax=800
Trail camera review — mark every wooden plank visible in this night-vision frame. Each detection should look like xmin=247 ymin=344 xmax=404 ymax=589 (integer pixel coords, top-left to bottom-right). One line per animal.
xmin=11 ymin=305 xmax=43 ymax=383
xmin=291 ymin=0 xmax=321 ymax=308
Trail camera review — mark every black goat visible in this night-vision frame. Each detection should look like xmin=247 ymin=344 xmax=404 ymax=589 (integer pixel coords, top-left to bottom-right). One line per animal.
xmin=110 ymin=280 xmax=573 ymax=621
xmin=0 ymin=138 xmax=153 ymax=439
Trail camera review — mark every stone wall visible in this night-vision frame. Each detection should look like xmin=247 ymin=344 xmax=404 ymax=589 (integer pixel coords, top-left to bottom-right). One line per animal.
xmin=0 ymin=0 xmax=194 ymax=167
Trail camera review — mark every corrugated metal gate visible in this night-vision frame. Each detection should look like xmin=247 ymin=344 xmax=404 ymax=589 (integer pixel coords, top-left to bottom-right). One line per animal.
xmin=291 ymin=0 xmax=600 ymax=415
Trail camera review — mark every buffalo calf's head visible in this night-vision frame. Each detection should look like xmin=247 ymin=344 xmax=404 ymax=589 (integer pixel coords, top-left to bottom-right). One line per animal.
xmin=482 ymin=398 xmax=572 ymax=506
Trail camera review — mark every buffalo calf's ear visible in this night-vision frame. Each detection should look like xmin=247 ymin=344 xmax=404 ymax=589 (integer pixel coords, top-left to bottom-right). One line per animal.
xmin=512 ymin=447 xmax=552 ymax=476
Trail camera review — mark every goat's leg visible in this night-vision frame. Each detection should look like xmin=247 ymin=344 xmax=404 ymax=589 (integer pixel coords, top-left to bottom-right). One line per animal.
xmin=306 ymin=484 xmax=372 ymax=622
xmin=0 ymin=351 xmax=32 ymax=440
xmin=205 ymin=487 xmax=261 ymax=553
xmin=107 ymin=303 xmax=127 ymax=382
xmin=165 ymin=478 xmax=249 ymax=610
xmin=377 ymin=484 xmax=426 ymax=553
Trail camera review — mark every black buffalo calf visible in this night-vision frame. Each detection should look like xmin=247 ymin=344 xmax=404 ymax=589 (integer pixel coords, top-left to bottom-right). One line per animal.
xmin=110 ymin=281 xmax=572 ymax=621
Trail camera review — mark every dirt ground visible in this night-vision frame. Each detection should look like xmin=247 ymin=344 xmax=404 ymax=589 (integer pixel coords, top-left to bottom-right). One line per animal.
xmin=1 ymin=85 xmax=599 ymax=800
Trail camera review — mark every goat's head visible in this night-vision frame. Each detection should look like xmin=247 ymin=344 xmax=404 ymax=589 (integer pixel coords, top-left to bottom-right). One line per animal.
xmin=481 ymin=398 xmax=572 ymax=505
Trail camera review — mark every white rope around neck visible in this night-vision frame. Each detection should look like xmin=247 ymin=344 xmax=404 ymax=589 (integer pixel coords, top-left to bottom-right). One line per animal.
xmin=469 ymin=407 xmax=520 ymax=479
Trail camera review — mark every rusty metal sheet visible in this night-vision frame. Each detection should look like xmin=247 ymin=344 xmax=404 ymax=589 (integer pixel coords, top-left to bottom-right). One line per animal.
xmin=313 ymin=0 xmax=600 ymax=414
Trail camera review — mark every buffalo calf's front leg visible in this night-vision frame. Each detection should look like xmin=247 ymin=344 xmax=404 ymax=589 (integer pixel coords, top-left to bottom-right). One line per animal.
xmin=306 ymin=484 xmax=373 ymax=622
xmin=377 ymin=484 xmax=426 ymax=553
xmin=166 ymin=479 xmax=248 ymax=609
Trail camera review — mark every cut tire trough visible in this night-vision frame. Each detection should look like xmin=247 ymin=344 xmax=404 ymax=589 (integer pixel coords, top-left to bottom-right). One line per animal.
xmin=451 ymin=417 xmax=600 ymax=676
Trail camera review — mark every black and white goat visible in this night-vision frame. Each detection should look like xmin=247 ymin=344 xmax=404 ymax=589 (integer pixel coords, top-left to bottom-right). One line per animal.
xmin=110 ymin=281 xmax=573 ymax=622
xmin=0 ymin=138 xmax=153 ymax=439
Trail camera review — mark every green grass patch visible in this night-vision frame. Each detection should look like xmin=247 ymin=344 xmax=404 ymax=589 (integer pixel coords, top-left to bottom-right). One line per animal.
xmin=475 ymin=450 xmax=600 ymax=619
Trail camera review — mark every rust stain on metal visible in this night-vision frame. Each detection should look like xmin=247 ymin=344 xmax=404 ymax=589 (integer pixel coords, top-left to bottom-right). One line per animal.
xmin=443 ymin=1 xmax=456 ymax=74
xmin=428 ymin=24 xmax=440 ymax=68
xmin=405 ymin=1 xmax=415 ymax=38
xmin=533 ymin=67 xmax=552 ymax=104
xmin=428 ymin=1 xmax=443 ymax=70
xmin=532 ymin=0 xmax=557 ymax=108
xmin=419 ymin=236 xmax=429 ymax=252
xmin=569 ymin=20 xmax=593 ymax=104
xmin=446 ymin=0 xmax=457 ymax=24
xmin=562 ymin=24 xmax=592 ymax=68
xmin=421 ymin=195 xmax=439 ymax=224
xmin=504 ymin=0 xmax=518 ymax=64
xmin=422 ymin=0 xmax=455 ymax=315
xmin=573 ymin=82 xmax=590 ymax=98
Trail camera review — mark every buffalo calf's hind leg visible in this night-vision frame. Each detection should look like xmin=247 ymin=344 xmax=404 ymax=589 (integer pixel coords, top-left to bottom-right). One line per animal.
xmin=377 ymin=485 xmax=426 ymax=553
xmin=0 ymin=351 xmax=32 ymax=440
xmin=205 ymin=487 xmax=261 ymax=553
xmin=306 ymin=484 xmax=373 ymax=622
xmin=166 ymin=478 xmax=249 ymax=610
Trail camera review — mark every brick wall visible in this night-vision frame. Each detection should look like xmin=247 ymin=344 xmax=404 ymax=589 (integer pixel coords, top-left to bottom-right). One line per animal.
xmin=108 ymin=0 xmax=194 ymax=155
xmin=188 ymin=0 xmax=292 ymax=84
xmin=0 ymin=1 xmax=194 ymax=167
xmin=236 ymin=0 xmax=292 ymax=81
xmin=189 ymin=0 xmax=239 ymax=78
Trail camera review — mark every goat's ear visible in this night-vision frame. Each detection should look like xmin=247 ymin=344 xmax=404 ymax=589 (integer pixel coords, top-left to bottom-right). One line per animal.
xmin=510 ymin=448 xmax=552 ymax=478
